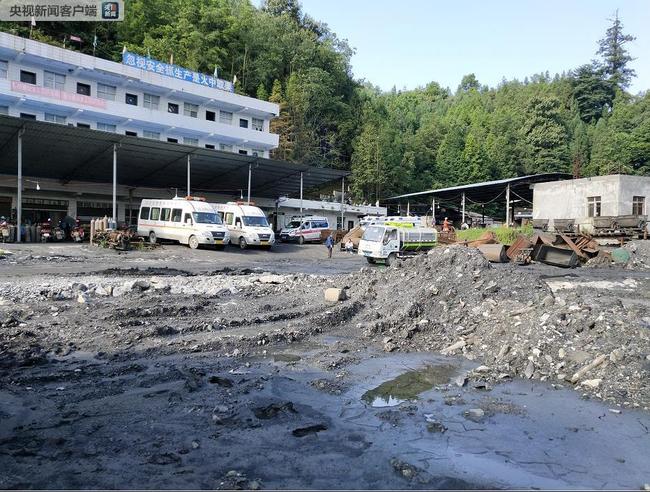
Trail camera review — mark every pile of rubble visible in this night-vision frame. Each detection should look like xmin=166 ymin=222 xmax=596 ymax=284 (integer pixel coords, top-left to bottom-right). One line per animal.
xmin=350 ymin=246 xmax=650 ymax=409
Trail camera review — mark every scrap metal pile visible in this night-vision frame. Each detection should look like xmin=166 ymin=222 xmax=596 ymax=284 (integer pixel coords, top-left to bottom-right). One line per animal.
xmin=459 ymin=230 xmax=604 ymax=268
xmin=91 ymin=229 xmax=150 ymax=251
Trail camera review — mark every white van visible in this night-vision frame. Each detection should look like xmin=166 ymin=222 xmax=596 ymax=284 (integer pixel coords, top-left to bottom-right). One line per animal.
xmin=211 ymin=202 xmax=275 ymax=249
xmin=137 ymin=197 xmax=230 ymax=249
xmin=279 ymin=216 xmax=330 ymax=244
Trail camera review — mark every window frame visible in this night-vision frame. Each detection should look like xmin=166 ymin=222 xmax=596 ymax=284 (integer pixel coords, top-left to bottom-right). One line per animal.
xmin=97 ymin=83 xmax=117 ymax=101
xmin=143 ymin=93 xmax=160 ymax=110
xmin=97 ymin=122 xmax=117 ymax=133
xmin=632 ymin=196 xmax=645 ymax=216
xmin=76 ymin=82 xmax=91 ymax=96
xmin=44 ymin=71 xmax=65 ymax=91
xmin=587 ymin=196 xmax=602 ymax=218
xmin=161 ymin=208 xmax=171 ymax=221
xmin=150 ymin=207 xmax=161 ymax=220
xmin=125 ymin=93 xmax=138 ymax=106
xmin=0 ymin=60 xmax=8 ymax=79
xmin=20 ymin=70 xmax=37 ymax=85
xmin=219 ymin=143 xmax=233 ymax=152
xmin=252 ymin=117 xmax=264 ymax=131
xmin=171 ymin=208 xmax=182 ymax=222
xmin=140 ymin=207 xmax=151 ymax=220
xmin=239 ymin=118 xmax=249 ymax=129
xmin=44 ymin=113 xmax=66 ymax=124
xmin=168 ymin=102 xmax=179 ymax=114
xmin=143 ymin=130 xmax=160 ymax=140
xmin=183 ymin=102 xmax=198 ymax=118
xmin=183 ymin=137 xmax=199 ymax=146
xmin=206 ymin=110 xmax=215 ymax=121
xmin=219 ymin=110 xmax=233 ymax=125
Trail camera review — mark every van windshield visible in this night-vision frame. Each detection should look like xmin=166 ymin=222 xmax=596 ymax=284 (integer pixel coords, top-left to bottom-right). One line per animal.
xmin=243 ymin=216 xmax=269 ymax=227
xmin=287 ymin=220 xmax=302 ymax=229
xmin=192 ymin=212 xmax=222 ymax=224
xmin=362 ymin=226 xmax=384 ymax=242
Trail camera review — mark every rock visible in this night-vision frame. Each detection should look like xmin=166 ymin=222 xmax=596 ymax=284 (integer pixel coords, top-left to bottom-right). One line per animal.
xmin=77 ymin=293 xmax=89 ymax=304
xmin=383 ymin=337 xmax=397 ymax=352
xmin=524 ymin=360 xmax=535 ymax=379
xmin=95 ymin=285 xmax=111 ymax=296
xmin=441 ymin=339 xmax=466 ymax=355
xmin=454 ymin=375 xmax=468 ymax=387
xmin=464 ymin=408 xmax=485 ymax=423
xmin=581 ymin=378 xmax=602 ymax=389
xmin=132 ymin=279 xmax=151 ymax=291
xmin=570 ymin=354 xmax=608 ymax=384
xmin=258 ymin=275 xmax=285 ymax=284
xmin=609 ymin=348 xmax=624 ymax=363
xmin=566 ymin=350 xmax=591 ymax=364
xmin=112 ymin=285 xmax=129 ymax=297
xmin=71 ymin=282 xmax=88 ymax=292
xmin=191 ymin=440 xmax=200 ymax=449
xmin=474 ymin=365 xmax=490 ymax=373
xmin=324 ymin=288 xmax=347 ymax=302
xmin=558 ymin=348 xmax=566 ymax=359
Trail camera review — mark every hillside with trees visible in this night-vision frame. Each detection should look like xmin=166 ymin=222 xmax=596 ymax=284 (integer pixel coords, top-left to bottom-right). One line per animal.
xmin=2 ymin=1 xmax=648 ymax=201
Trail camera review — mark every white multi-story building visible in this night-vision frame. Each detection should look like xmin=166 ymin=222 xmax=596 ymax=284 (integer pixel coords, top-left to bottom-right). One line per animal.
xmin=0 ymin=32 xmax=279 ymax=156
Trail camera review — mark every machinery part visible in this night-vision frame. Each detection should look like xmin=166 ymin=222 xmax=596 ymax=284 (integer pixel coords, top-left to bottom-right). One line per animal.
xmin=476 ymin=244 xmax=509 ymax=263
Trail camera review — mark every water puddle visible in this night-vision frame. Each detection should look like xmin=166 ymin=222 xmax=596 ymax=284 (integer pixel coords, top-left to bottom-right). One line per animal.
xmin=272 ymin=353 xmax=302 ymax=363
xmin=361 ymin=363 xmax=458 ymax=407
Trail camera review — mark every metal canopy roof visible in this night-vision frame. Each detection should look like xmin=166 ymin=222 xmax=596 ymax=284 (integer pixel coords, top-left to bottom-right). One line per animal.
xmin=386 ymin=173 xmax=572 ymax=204
xmin=0 ymin=115 xmax=348 ymax=199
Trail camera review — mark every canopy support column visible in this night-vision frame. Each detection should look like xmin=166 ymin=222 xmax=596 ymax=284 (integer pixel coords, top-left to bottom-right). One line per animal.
xmin=505 ymin=183 xmax=511 ymax=227
xmin=186 ymin=154 xmax=191 ymax=196
xmin=16 ymin=128 xmax=23 ymax=243
xmin=112 ymin=143 xmax=117 ymax=225
xmin=247 ymin=163 xmax=252 ymax=204
xmin=407 ymin=201 xmax=410 ymax=216
xmin=340 ymin=177 xmax=345 ymax=230
xmin=299 ymin=171 xmax=303 ymax=216
xmin=461 ymin=192 xmax=466 ymax=224
xmin=432 ymin=196 xmax=436 ymax=226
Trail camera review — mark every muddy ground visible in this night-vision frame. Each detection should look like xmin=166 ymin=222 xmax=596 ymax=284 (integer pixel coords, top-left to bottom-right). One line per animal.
xmin=1 ymin=242 xmax=649 ymax=490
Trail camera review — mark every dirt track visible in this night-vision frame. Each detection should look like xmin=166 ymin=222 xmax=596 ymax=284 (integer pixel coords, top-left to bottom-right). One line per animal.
xmin=1 ymin=242 xmax=649 ymax=490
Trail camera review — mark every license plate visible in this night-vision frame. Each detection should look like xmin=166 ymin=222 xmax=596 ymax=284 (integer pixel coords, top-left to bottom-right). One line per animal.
xmin=214 ymin=240 xmax=223 ymax=244
xmin=260 ymin=241 xmax=268 ymax=245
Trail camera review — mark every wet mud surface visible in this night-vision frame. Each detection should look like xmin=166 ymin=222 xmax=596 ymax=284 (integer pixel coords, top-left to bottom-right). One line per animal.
xmin=1 ymin=242 xmax=649 ymax=489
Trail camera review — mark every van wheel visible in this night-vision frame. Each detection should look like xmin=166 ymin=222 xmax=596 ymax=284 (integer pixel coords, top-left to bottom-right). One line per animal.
xmin=239 ymin=237 xmax=248 ymax=249
xmin=366 ymin=257 xmax=376 ymax=264
xmin=149 ymin=231 xmax=156 ymax=244
xmin=188 ymin=235 xmax=199 ymax=249
xmin=298 ymin=235 xmax=305 ymax=245
xmin=385 ymin=252 xmax=396 ymax=266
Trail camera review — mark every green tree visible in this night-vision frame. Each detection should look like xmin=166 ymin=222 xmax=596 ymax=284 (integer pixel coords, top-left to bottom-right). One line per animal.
xmin=597 ymin=10 xmax=636 ymax=89
xmin=571 ymin=62 xmax=614 ymax=123
xmin=522 ymin=95 xmax=569 ymax=173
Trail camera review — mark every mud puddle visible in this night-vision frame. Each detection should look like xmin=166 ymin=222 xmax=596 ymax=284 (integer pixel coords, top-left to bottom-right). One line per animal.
xmin=361 ymin=363 xmax=458 ymax=407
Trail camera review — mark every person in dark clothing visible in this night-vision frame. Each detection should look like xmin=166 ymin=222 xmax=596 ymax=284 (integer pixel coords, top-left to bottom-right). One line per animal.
xmin=325 ymin=234 xmax=334 ymax=259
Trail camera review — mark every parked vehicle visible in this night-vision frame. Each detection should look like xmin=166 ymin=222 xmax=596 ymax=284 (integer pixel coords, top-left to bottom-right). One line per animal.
xmin=137 ymin=197 xmax=230 ymax=249
xmin=358 ymin=223 xmax=437 ymax=265
xmin=279 ymin=216 xmax=330 ymax=244
xmin=71 ymin=218 xmax=85 ymax=242
xmin=211 ymin=202 xmax=275 ymax=249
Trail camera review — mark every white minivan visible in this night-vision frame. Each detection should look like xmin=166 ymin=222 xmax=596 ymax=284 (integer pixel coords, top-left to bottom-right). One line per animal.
xmin=137 ymin=197 xmax=230 ymax=249
xmin=279 ymin=216 xmax=330 ymax=244
xmin=211 ymin=202 xmax=275 ymax=249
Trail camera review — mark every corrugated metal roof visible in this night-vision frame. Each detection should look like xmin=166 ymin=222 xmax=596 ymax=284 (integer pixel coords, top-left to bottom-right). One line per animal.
xmin=0 ymin=115 xmax=348 ymax=199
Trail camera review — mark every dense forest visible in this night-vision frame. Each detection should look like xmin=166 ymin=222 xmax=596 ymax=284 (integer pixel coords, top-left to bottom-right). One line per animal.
xmin=2 ymin=0 xmax=648 ymax=202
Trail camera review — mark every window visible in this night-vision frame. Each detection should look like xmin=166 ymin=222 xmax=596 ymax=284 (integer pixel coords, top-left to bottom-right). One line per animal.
xmin=239 ymin=118 xmax=249 ymax=129
xmin=347 ymin=220 xmax=354 ymax=231
xmin=225 ymin=212 xmax=234 ymax=225
xmin=252 ymin=149 xmax=264 ymax=157
xmin=184 ymin=213 xmax=193 ymax=224
xmin=252 ymin=117 xmax=264 ymax=131
xmin=20 ymin=113 xmax=36 ymax=120
xmin=336 ymin=216 xmax=343 ymax=230
xmin=206 ymin=110 xmax=215 ymax=121
xmin=161 ymin=208 xmax=171 ymax=221
xmin=125 ymin=130 xmax=138 ymax=137
xmin=44 ymin=113 xmax=66 ymax=124
xmin=0 ymin=60 xmax=7 ymax=79
xmin=77 ymin=122 xmax=90 ymax=128
xmin=77 ymin=83 xmax=91 ymax=96
xmin=143 ymin=130 xmax=160 ymax=140
xmin=238 ymin=149 xmax=248 ymax=155
xmin=44 ymin=71 xmax=65 ymax=90
xmin=184 ymin=137 xmax=199 ymax=146
xmin=97 ymin=122 xmax=116 ymax=133
xmin=0 ymin=106 xmax=8 ymax=115
xmin=171 ymin=208 xmax=182 ymax=222
xmin=20 ymin=70 xmax=36 ymax=85
xmin=184 ymin=102 xmax=198 ymax=118
xmin=97 ymin=83 xmax=116 ymax=101
xmin=587 ymin=196 xmax=601 ymax=218
xmin=313 ymin=220 xmax=329 ymax=229
xmin=125 ymin=93 xmax=138 ymax=106
xmin=219 ymin=143 xmax=233 ymax=152
xmin=150 ymin=208 xmax=161 ymax=220
xmin=633 ymin=196 xmax=645 ymax=216
xmin=167 ymin=137 xmax=178 ymax=143
xmin=140 ymin=207 xmax=150 ymax=220
xmin=205 ymin=144 xmax=215 ymax=149
xmin=143 ymin=93 xmax=159 ymax=110
xmin=168 ymin=102 xmax=179 ymax=114
xmin=219 ymin=110 xmax=232 ymax=124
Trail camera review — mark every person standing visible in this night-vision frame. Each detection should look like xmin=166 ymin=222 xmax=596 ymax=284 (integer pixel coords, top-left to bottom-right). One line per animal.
xmin=325 ymin=233 xmax=334 ymax=259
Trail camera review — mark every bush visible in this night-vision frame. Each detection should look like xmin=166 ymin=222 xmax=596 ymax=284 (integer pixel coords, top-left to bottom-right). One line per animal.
xmin=456 ymin=224 xmax=533 ymax=245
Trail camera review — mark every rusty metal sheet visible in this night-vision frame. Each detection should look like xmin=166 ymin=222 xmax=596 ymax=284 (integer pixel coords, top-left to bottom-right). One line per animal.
xmin=532 ymin=244 xmax=579 ymax=268
xmin=506 ymin=235 xmax=533 ymax=260
xmin=558 ymin=232 xmax=588 ymax=259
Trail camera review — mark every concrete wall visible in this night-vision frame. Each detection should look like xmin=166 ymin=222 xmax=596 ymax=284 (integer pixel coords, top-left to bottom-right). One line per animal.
xmin=533 ymin=175 xmax=650 ymax=232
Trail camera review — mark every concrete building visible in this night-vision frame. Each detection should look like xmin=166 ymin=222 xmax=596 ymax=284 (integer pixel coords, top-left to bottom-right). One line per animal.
xmin=0 ymin=32 xmax=278 ymax=156
xmin=533 ymin=174 xmax=649 ymax=233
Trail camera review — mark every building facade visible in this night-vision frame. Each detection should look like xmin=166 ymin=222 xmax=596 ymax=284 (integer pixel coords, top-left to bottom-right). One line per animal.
xmin=0 ymin=32 xmax=278 ymax=156
xmin=533 ymin=174 xmax=649 ymax=233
